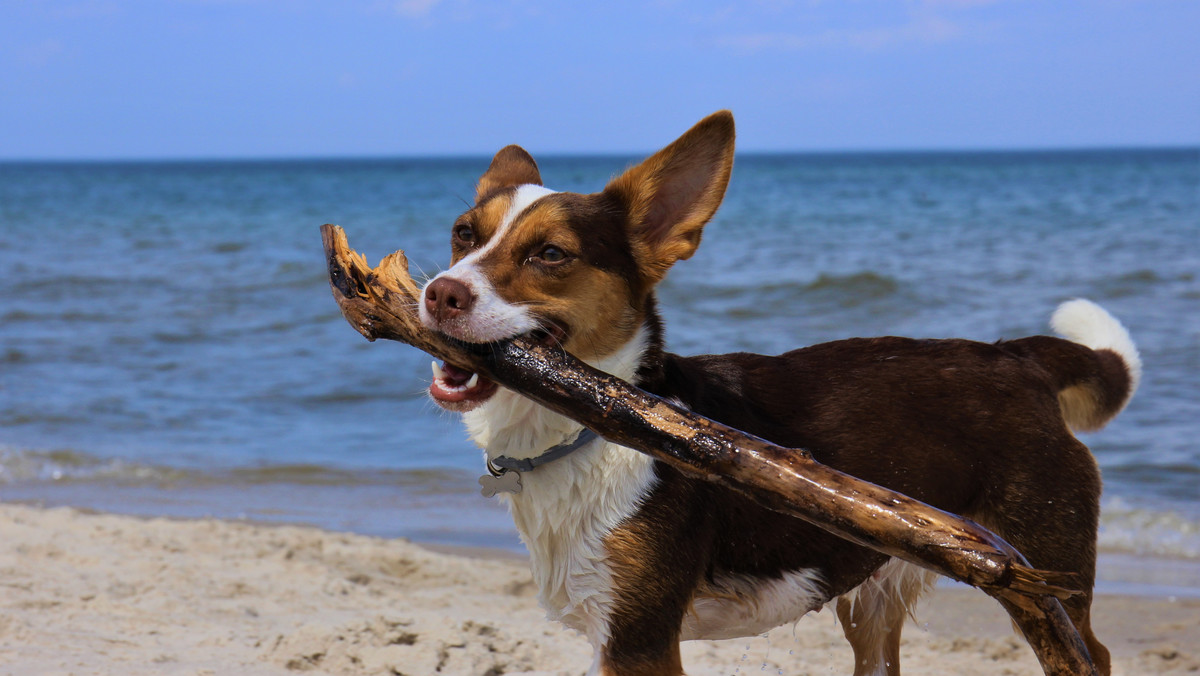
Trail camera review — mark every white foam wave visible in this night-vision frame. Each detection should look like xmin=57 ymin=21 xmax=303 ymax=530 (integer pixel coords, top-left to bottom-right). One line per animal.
xmin=1099 ymin=496 xmax=1200 ymax=559
xmin=0 ymin=447 xmax=176 ymax=485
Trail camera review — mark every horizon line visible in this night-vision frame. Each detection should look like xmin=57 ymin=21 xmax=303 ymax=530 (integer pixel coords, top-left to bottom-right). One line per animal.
xmin=1 ymin=143 xmax=1197 ymax=165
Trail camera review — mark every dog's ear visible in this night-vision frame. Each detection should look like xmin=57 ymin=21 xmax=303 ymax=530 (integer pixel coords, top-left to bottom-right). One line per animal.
xmin=476 ymin=145 xmax=542 ymax=203
xmin=604 ymin=111 xmax=735 ymax=284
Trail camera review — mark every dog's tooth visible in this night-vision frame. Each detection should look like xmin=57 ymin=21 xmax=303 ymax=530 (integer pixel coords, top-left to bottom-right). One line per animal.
xmin=466 ymin=373 xmax=479 ymax=389
xmin=432 ymin=361 xmax=447 ymax=381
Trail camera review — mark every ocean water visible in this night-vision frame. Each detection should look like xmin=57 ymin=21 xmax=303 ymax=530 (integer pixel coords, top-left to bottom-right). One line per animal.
xmin=2 ymin=151 xmax=1198 ymax=593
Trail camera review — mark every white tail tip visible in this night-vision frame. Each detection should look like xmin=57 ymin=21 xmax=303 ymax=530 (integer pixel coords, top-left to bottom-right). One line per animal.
xmin=1051 ymin=298 xmax=1142 ymax=394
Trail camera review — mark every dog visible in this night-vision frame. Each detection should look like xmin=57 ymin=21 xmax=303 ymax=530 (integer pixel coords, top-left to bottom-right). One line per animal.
xmin=418 ymin=111 xmax=1139 ymax=676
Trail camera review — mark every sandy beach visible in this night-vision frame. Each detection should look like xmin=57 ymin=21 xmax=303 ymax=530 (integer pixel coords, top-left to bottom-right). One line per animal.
xmin=1 ymin=503 xmax=1196 ymax=675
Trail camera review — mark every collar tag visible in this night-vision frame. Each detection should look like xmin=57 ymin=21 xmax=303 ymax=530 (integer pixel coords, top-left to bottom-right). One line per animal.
xmin=479 ymin=469 xmax=522 ymax=497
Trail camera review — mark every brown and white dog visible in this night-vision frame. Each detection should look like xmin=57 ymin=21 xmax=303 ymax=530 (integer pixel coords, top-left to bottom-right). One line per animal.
xmin=418 ymin=111 xmax=1139 ymax=676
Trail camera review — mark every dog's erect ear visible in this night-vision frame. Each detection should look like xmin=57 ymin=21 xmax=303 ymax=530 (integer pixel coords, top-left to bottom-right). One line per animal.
xmin=476 ymin=145 xmax=542 ymax=203
xmin=604 ymin=111 xmax=735 ymax=284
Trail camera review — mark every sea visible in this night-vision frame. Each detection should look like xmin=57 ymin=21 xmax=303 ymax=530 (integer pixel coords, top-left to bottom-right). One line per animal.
xmin=2 ymin=149 xmax=1198 ymax=597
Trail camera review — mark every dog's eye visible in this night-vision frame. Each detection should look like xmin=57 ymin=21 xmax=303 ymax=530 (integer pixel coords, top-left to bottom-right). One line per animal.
xmin=535 ymin=246 xmax=567 ymax=264
xmin=453 ymin=224 xmax=475 ymax=245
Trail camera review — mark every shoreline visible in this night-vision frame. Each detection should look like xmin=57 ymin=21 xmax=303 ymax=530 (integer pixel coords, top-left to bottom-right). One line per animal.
xmin=8 ymin=485 xmax=1200 ymax=601
xmin=2 ymin=502 xmax=1197 ymax=675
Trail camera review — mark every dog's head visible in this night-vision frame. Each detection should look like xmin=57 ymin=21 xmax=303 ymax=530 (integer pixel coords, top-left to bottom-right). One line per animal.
xmin=420 ymin=111 xmax=736 ymax=411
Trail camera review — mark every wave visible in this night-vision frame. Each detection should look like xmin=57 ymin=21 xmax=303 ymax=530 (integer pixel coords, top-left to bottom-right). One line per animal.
xmin=1094 ymin=268 xmax=1194 ymax=299
xmin=1099 ymin=497 xmax=1200 ymax=559
xmin=802 ymin=271 xmax=900 ymax=297
xmin=1 ymin=309 xmax=120 ymax=324
xmin=667 ymin=271 xmax=903 ymax=320
xmin=11 ymin=275 xmax=169 ymax=302
xmin=0 ymin=447 xmax=184 ymax=485
xmin=0 ymin=447 xmax=468 ymax=490
xmin=678 ymin=271 xmax=901 ymax=301
xmin=2 ymin=348 xmax=29 ymax=364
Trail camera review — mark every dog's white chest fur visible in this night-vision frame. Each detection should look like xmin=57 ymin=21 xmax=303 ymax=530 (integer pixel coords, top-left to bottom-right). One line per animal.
xmin=501 ymin=439 xmax=656 ymax=641
xmin=462 ymin=330 xmax=657 ymax=644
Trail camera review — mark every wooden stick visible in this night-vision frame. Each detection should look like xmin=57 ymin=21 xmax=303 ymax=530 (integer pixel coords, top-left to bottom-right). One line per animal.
xmin=320 ymin=224 xmax=1097 ymax=676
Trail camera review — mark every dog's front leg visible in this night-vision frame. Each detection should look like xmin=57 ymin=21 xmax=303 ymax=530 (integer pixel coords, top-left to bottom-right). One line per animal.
xmin=592 ymin=566 xmax=692 ymax=676
xmin=596 ymin=641 xmax=684 ymax=676
xmin=595 ymin=609 xmax=686 ymax=676
xmin=595 ymin=475 xmax=710 ymax=675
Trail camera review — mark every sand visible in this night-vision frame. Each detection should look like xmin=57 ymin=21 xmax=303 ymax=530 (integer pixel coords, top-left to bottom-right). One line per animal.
xmin=1 ymin=503 xmax=1196 ymax=676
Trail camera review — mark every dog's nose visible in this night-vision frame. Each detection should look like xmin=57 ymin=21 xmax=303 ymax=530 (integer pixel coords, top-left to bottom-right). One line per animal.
xmin=424 ymin=277 xmax=475 ymax=323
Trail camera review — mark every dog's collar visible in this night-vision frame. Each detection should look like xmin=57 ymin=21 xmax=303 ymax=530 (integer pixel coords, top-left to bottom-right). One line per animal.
xmin=479 ymin=429 xmax=599 ymax=497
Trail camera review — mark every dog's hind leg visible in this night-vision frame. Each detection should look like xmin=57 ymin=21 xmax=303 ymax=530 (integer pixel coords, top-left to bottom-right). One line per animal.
xmin=836 ymin=594 xmax=901 ymax=676
xmin=836 ymin=559 xmax=938 ymax=676
xmin=976 ymin=443 xmax=1111 ymax=676
xmin=1061 ymin=591 xmax=1109 ymax=676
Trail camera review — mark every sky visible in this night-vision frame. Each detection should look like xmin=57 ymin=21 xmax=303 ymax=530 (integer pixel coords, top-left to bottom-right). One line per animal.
xmin=2 ymin=0 xmax=1198 ymax=159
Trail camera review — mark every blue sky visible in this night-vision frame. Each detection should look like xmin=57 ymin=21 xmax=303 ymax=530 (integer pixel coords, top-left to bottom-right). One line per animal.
xmin=3 ymin=0 xmax=1198 ymax=159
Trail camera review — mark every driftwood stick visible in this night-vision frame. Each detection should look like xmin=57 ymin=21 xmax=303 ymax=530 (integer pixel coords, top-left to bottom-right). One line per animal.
xmin=320 ymin=224 xmax=1097 ymax=676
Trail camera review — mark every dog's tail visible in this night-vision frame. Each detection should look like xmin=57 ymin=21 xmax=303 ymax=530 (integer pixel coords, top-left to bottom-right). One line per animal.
xmin=1014 ymin=299 xmax=1141 ymax=433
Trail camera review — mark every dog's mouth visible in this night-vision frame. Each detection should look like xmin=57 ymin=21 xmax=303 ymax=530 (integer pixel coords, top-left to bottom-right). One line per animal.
xmin=428 ymin=323 xmax=568 ymax=412
xmin=429 ymin=360 xmax=499 ymax=411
